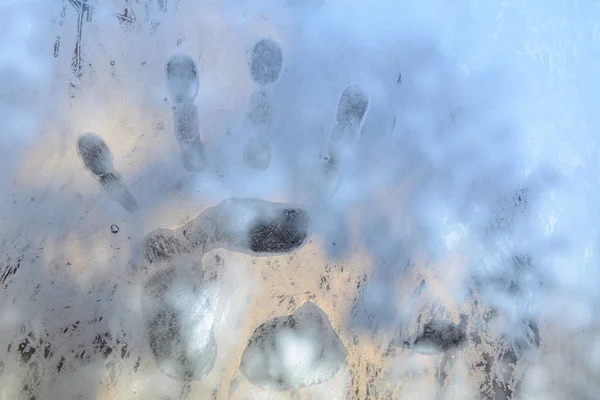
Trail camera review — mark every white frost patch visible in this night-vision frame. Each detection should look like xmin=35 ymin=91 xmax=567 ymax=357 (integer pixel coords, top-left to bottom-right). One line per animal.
xmin=275 ymin=328 xmax=319 ymax=382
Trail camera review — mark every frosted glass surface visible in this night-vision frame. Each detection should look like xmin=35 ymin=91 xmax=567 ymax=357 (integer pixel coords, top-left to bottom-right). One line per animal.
xmin=1 ymin=0 xmax=599 ymax=399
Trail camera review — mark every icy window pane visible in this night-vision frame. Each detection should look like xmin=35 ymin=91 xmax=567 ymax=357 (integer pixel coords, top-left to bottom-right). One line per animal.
xmin=1 ymin=0 xmax=598 ymax=399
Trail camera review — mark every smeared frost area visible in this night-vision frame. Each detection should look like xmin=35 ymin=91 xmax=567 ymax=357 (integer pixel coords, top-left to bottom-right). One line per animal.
xmin=1 ymin=0 xmax=600 ymax=399
xmin=239 ymin=301 xmax=346 ymax=391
